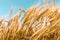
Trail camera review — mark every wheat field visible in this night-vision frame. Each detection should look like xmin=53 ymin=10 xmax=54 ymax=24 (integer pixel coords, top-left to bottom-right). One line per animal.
xmin=0 ymin=0 xmax=60 ymax=40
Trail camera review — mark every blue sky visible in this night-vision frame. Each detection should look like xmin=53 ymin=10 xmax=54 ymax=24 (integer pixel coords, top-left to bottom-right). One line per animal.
xmin=0 ymin=0 xmax=38 ymax=17
xmin=0 ymin=0 xmax=60 ymax=20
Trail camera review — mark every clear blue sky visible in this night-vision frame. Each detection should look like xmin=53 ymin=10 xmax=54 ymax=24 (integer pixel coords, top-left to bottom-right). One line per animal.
xmin=0 ymin=0 xmax=38 ymax=17
xmin=0 ymin=0 xmax=60 ymax=20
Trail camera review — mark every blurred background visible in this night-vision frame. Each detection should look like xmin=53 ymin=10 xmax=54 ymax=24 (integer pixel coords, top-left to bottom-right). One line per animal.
xmin=0 ymin=0 xmax=60 ymax=20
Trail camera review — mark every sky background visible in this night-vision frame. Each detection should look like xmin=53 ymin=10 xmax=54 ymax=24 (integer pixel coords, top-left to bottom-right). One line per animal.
xmin=0 ymin=0 xmax=60 ymax=20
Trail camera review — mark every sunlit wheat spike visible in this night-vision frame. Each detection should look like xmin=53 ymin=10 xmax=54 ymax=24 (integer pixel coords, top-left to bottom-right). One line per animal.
xmin=44 ymin=0 xmax=47 ymax=7
xmin=19 ymin=8 xmax=25 ymax=12
xmin=49 ymin=0 xmax=55 ymax=6
xmin=0 ymin=16 xmax=5 ymax=24
xmin=9 ymin=8 xmax=13 ymax=18
xmin=52 ymin=0 xmax=55 ymax=6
